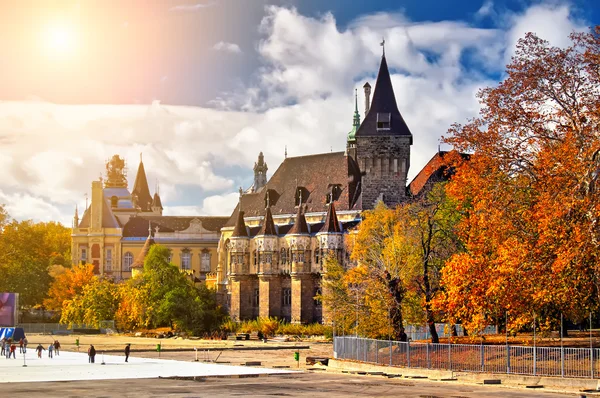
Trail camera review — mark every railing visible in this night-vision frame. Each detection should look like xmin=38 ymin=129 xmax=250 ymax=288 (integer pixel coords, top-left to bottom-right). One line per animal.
xmin=404 ymin=323 xmax=497 ymax=341
xmin=17 ymin=323 xmax=98 ymax=334
xmin=334 ymin=336 xmax=600 ymax=378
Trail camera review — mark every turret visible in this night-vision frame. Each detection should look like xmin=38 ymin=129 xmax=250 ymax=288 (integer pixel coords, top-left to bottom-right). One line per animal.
xmin=255 ymin=192 xmax=278 ymax=275
xmin=131 ymin=154 xmax=153 ymax=212
xmin=228 ymin=200 xmax=250 ymax=276
xmin=252 ymin=152 xmax=268 ymax=192
xmin=316 ymin=199 xmax=344 ymax=269
xmin=346 ymin=89 xmax=360 ymax=160
xmin=363 ymin=82 xmax=371 ymax=116
xmin=73 ymin=205 xmax=79 ymax=229
xmin=286 ymin=193 xmax=310 ymax=275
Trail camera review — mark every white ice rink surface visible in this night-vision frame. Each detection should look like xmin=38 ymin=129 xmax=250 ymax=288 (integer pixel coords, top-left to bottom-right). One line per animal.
xmin=0 ymin=349 xmax=292 ymax=383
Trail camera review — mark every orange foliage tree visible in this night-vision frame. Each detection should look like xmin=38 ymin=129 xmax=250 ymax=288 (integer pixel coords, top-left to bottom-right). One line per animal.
xmin=439 ymin=28 xmax=600 ymax=333
xmin=44 ymin=263 xmax=96 ymax=312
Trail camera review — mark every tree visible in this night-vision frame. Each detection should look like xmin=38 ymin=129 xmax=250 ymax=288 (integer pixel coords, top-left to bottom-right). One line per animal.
xmin=44 ymin=264 xmax=96 ymax=312
xmin=0 ymin=220 xmax=71 ymax=307
xmin=60 ymin=277 xmax=120 ymax=326
xmin=0 ymin=204 xmax=8 ymax=228
xmin=440 ymin=28 xmax=600 ymax=333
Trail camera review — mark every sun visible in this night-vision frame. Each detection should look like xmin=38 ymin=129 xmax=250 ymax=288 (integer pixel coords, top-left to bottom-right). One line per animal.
xmin=43 ymin=21 xmax=78 ymax=58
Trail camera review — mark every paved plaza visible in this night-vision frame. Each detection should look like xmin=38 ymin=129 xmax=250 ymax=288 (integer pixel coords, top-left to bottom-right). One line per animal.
xmin=0 ymin=348 xmax=291 ymax=383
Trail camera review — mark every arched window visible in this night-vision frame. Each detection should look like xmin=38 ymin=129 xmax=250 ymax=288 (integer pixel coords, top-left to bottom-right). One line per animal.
xmin=314 ymin=248 xmax=320 ymax=265
xmin=201 ymin=250 xmax=211 ymax=272
xmin=123 ymin=252 xmax=133 ymax=272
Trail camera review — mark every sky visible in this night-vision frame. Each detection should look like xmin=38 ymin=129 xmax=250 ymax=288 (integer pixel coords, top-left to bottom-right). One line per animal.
xmin=0 ymin=0 xmax=598 ymax=225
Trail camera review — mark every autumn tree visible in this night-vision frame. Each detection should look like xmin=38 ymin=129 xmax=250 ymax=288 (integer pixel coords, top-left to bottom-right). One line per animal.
xmin=60 ymin=277 xmax=120 ymax=326
xmin=0 ymin=219 xmax=71 ymax=307
xmin=44 ymin=263 xmax=96 ymax=312
xmin=440 ymin=27 xmax=600 ymax=333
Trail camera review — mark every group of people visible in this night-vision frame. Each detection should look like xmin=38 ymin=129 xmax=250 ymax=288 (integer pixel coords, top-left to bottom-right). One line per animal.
xmin=35 ymin=340 xmax=61 ymax=358
xmin=87 ymin=343 xmax=130 ymax=363
xmin=0 ymin=337 xmax=27 ymax=359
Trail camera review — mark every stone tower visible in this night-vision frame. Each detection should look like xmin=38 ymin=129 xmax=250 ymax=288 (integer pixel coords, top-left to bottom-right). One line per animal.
xmin=355 ymin=54 xmax=412 ymax=209
xmin=253 ymin=152 xmax=268 ymax=192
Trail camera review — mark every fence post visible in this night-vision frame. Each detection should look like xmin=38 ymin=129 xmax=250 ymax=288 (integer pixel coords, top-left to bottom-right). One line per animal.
xmin=426 ymin=343 xmax=430 ymax=369
xmin=448 ymin=341 xmax=452 ymax=371
xmin=389 ymin=340 xmax=392 ymax=366
xmin=375 ymin=340 xmax=378 ymax=364
xmin=480 ymin=343 xmax=484 ymax=372
xmin=506 ymin=345 xmax=510 ymax=374
xmin=407 ymin=340 xmax=411 ymax=368
xmin=591 ymin=312 xmax=594 ymax=379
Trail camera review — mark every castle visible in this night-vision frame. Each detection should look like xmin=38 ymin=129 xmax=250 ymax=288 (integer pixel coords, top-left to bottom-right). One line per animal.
xmin=71 ymin=51 xmax=450 ymax=323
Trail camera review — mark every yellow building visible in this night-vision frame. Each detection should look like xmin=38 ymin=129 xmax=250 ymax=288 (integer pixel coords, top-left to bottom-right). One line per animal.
xmin=71 ymin=155 xmax=228 ymax=285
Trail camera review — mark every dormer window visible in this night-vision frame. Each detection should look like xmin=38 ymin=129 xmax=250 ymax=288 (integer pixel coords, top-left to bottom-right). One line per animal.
xmin=111 ymin=196 xmax=118 ymax=208
xmin=295 ymin=186 xmax=309 ymax=207
xmin=326 ymin=184 xmax=342 ymax=204
xmin=377 ymin=113 xmax=391 ymax=130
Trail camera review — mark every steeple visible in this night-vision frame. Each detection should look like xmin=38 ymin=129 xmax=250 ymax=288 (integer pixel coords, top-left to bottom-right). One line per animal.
xmin=289 ymin=203 xmax=309 ymax=235
xmin=355 ymin=54 xmax=412 ymax=142
xmin=347 ymin=89 xmax=360 ymax=160
xmin=73 ymin=205 xmax=79 ymax=229
xmin=132 ymin=153 xmax=153 ymax=212
xmin=320 ymin=200 xmax=342 ymax=234
xmin=258 ymin=196 xmax=276 ymax=236
xmin=252 ymin=152 xmax=268 ymax=192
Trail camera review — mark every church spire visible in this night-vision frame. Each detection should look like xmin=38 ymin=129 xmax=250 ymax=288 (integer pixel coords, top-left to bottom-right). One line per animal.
xmin=347 ymin=89 xmax=360 ymax=159
xmin=73 ymin=205 xmax=79 ymax=228
xmin=132 ymin=154 xmax=153 ymax=212
xmin=252 ymin=151 xmax=268 ymax=192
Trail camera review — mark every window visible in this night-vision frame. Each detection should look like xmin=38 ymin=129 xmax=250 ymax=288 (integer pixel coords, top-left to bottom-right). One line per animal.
xmin=314 ymin=248 xmax=320 ymax=265
xmin=280 ymin=248 xmax=287 ymax=264
xmin=253 ymin=250 xmax=258 ymax=265
xmin=123 ymin=252 xmax=133 ymax=272
xmin=105 ymin=248 xmax=113 ymax=271
xmin=314 ymin=287 xmax=322 ymax=307
xmin=110 ymin=196 xmax=118 ymax=208
xmin=297 ymin=252 xmax=305 ymax=263
xmin=181 ymin=251 xmax=191 ymax=270
xmin=81 ymin=248 xmax=87 ymax=264
xmin=282 ymin=288 xmax=292 ymax=307
xmin=201 ymin=251 xmax=211 ymax=272
xmin=252 ymin=289 xmax=260 ymax=307
xmin=376 ymin=112 xmax=391 ymax=130
xmin=264 ymin=253 xmax=272 ymax=264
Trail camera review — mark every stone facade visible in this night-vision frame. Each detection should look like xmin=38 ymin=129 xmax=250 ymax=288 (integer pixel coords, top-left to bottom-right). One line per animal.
xmin=356 ymin=135 xmax=411 ymax=209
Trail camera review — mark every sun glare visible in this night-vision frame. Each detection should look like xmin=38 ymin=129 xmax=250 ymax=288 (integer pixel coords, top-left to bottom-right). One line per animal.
xmin=43 ymin=21 xmax=78 ymax=58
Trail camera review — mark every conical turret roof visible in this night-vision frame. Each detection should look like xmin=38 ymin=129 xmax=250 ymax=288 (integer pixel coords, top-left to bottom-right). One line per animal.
xmin=231 ymin=209 xmax=248 ymax=238
xmin=132 ymin=158 xmax=153 ymax=212
xmin=320 ymin=201 xmax=342 ymax=233
xmin=131 ymin=233 xmax=155 ymax=269
xmin=355 ymin=55 xmax=412 ymax=142
xmin=258 ymin=206 xmax=277 ymax=236
xmin=151 ymin=192 xmax=163 ymax=210
xmin=289 ymin=205 xmax=309 ymax=235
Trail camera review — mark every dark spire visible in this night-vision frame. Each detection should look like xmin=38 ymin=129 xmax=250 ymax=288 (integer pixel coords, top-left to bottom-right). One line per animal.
xmin=132 ymin=154 xmax=153 ymax=211
xmin=320 ymin=201 xmax=342 ymax=233
xmin=289 ymin=204 xmax=309 ymax=235
xmin=231 ymin=209 xmax=248 ymax=238
xmin=151 ymin=192 xmax=163 ymax=210
xmin=355 ymin=54 xmax=412 ymax=141
xmin=258 ymin=198 xmax=276 ymax=236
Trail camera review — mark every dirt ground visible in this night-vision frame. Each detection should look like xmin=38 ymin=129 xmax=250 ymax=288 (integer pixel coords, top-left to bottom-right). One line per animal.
xmin=24 ymin=333 xmax=332 ymax=370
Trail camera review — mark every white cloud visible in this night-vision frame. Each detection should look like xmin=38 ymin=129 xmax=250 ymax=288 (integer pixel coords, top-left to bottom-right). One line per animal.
xmin=0 ymin=3 xmax=589 ymax=225
xmin=213 ymin=41 xmax=242 ymax=54
xmin=169 ymin=2 xmax=217 ymax=12
xmin=475 ymin=0 xmax=495 ymax=19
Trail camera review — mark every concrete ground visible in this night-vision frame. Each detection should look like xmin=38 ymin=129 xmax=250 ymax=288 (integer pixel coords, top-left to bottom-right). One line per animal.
xmin=2 ymin=372 xmax=583 ymax=397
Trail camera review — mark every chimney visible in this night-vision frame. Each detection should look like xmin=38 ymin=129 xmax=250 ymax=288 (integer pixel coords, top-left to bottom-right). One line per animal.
xmin=363 ymin=82 xmax=371 ymax=116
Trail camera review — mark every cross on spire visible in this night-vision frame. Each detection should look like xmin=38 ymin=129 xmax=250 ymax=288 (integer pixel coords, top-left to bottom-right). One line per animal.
xmin=380 ymin=38 xmax=385 ymax=56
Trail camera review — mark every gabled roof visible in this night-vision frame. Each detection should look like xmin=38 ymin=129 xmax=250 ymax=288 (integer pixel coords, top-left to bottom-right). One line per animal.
xmin=131 ymin=234 xmax=155 ymax=269
xmin=320 ymin=201 xmax=342 ymax=233
xmin=151 ymin=193 xmax=163 ymax=210
xmin=257 ymin=206 xmax=277 ymax=236
xmin=408 ymin=150 xmax=470 ymax=197
xmin=231 ymin=210 xmax=248 ymax=238
xmin=356 ymin=55 xmax=412 ymax=141
xmin=225 ymin=152 xmax=361 ymax=227
xmin=123 ymin=216 xmax=229 ymax=237
xmin=132 ymin=160 xmax=153 ymax=212
xmin=288 ymin=205 xmax=309 ymax=235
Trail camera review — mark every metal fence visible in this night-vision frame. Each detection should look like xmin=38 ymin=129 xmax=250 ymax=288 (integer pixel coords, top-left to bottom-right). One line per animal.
xmin=334 ymin=336 xmax=600 ymax=378
xmin=404 ymin=323 xmax=498 ymax=341
xmin=16 ymin=323 xmax=98 ymax=334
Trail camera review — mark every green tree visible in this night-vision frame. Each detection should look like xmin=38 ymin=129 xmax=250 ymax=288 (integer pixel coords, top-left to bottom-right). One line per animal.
xmin=60 ymin=277 xmax=120 ymax=326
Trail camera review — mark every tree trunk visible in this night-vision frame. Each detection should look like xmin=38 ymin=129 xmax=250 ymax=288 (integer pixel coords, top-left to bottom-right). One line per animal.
xmin=427 ymin=311 xmax=439 ymax=343
xmin=422 ymin=258 xmax=439 ymax=343
xmin=385 ymin=271 xmax=406 ymax=341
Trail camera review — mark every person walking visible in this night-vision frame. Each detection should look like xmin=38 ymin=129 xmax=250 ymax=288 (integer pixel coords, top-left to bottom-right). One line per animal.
xmin=5 ymin=341 xmax=10 ymax=359
xmin=23 ymin=337 xmax=28 ymax=353
xmin=88 ymin=344 xmax=96 ymax=363
xmin=0 ymin=338 xmax=5 ymax=356
xmin=53 ymin=340 xmax=60 ymax=356
xmin=124 ymin=343 xmax=131 ymax=362
xmin=19 ymin=338 xmax=24 ymax=354
xmin=48 ymin=343 xmax=54 ymax=358
xmin=9 ymin=343 xmax=16 ymax=359
xmin=36 ymin=344 xmax=44 ymax=358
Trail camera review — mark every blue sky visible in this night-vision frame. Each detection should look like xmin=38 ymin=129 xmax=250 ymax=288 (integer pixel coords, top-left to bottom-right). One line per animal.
xmin=0 ymin=0 xmax=597 ymax=224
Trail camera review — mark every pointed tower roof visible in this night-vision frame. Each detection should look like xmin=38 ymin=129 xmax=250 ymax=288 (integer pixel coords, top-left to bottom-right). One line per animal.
xmin=347 ymin=89 xmax=360 ymax=144
xmin=289 ymin=205 xmax=309 ymax=235
xmin=258 ymin=206 xmax=277 ymax=236
xmin=320 ymin=201 xmax=342 ymax=233
xmin=151 ymin=192 xmax=163 ymax=210
xmin=131 ymin=224 xmax=155 ymax=269
xmin=132 ymin=154 xmax=153 ymax=212
xmin=355 ymin=55 xmax=412 ymax=142
xmin=231 ymin=209 xmax=249 ymax=238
